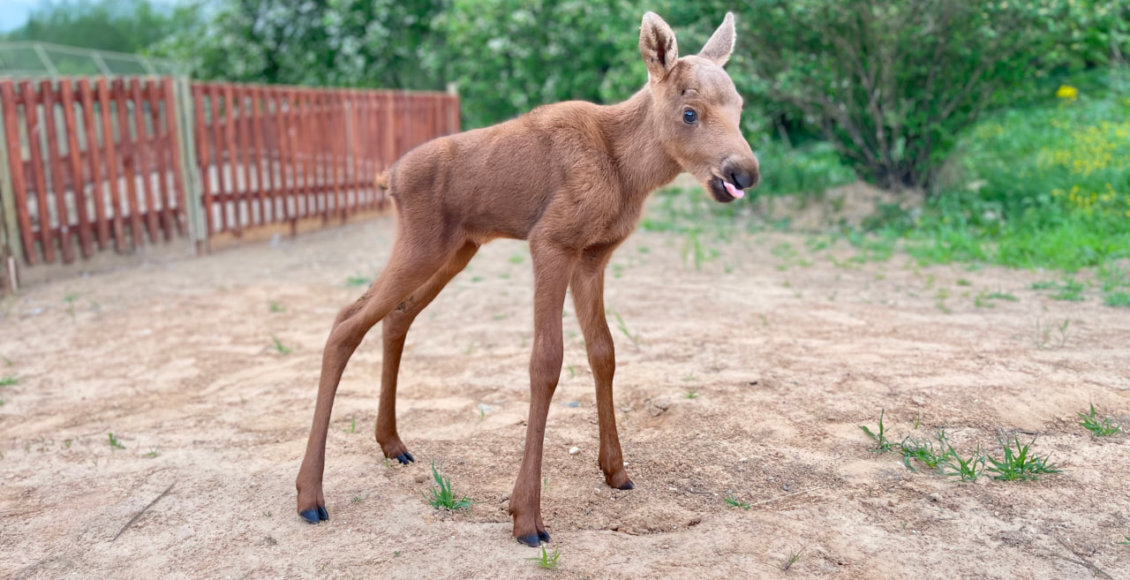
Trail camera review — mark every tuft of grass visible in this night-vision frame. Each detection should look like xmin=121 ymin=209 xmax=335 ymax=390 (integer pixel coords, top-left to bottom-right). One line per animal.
xmin=781 ymin=548 xmax=804 ymax=572
xmin=1079 ymin=404 xmax=1121 ymax=437
xmin=609 ymin=310 xmax=640 ymax=349
xmin=271 ymin=335 xmax=292 ymax=355
xmin=985 ymin=436 xmax=1061 ymax=482
xmin=145 ymin=447 xmax=159 ymax=458
xmin=108 ymin=432 xmax=126 ymax=450
xmin=1031 ymin=277 xmax=1085 ymax=301
xmin=1034 ymin=318 xmax=1071 ymax=350
xmin=899 ymin=429 xmax=953 ymax=472
xmin=860 ymin=409 xmax=893 ymax=453
xmin=508 ymin=253 xmax=525 ymax=265
xmin=942 ymin=446 xmax=985 ymax=482
xmin=527 ymin=546 xmax=561 ymax=570
xmin=268 ymin=301 xmax=286 ymax=313
xmin=345 ymin=275 xmax=372 ymax=287
xmin=64 ymin=293 xmax=79 ymax=319
xmin=724 ymin=496 xmax=751 ymax=510
xmin=685 ymin=389 xmax=699 ymax=399
xmin=0 ymin=375 xmax=18 ymax=387
xmin=423 ymin=462 xmax=472 ymax=511
xmin=344 ymin=417 xmax=357 ymax=433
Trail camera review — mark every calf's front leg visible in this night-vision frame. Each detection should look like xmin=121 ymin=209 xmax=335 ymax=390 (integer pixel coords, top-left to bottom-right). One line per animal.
xmin=509 ymin=241 xmax=577 ymax=547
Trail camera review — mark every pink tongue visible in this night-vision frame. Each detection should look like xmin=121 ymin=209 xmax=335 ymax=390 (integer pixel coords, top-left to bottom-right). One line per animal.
xmin=724 ymin=180 xmax=744 ymax=199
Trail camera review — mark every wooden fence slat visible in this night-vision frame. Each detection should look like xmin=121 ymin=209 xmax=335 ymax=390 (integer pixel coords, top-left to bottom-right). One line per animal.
xmin=1 ymin=81 xmax=37 ymax=264
xmin=250 ymin=86 xmax=269 ymax=223
xmin=234 ymin=87 xmax=253 ymax=226
xmin=96 ymin=78 xmax=126 ymax=253
xmin=222 ymin=84 xmax=242 ymax=236
xmin=162 ymin=78 xmax=188 ymax=236
xmin=59 ymin=79 xmax=94 ymax=258
xmin=113 ymin=78 xmax=145 ymax=249
xmin=191 ymin=85 xmax=214 ymax=236
xmin=145 ymin=79 xmax=175 ymax=241
xmin=207 ymin=85 xmax=229 ymax=233
xmin=128 ymin=78 xmax=159 ymax=244
xmin=77 ymin=79 xmax=109 ymax=250
xmin=40 ymin=79 xmax=76 ymax=263
xmin=298 ymin=90 xmax=314 ymax=218
xmin=276 ymin=89 xmax=293 ymax=223
xmin=21 ymin=82 xmax=54 ymax=262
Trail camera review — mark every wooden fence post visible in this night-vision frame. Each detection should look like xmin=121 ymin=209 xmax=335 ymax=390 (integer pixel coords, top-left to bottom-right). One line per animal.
xmin=172 ymin=76 xmax=207 ymax=254
xmin=0 ymin=96 xmax=19 ymax=293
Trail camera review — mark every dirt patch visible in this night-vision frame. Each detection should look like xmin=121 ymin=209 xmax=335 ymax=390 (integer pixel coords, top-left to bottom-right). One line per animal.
xmin=1 ymin=215 xmax=1128 ymax=578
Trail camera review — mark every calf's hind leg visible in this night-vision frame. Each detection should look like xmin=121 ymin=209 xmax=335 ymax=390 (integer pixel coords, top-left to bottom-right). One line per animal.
xmin=376 ymin=241 xmax=480 ymax=464
xmin=296 ymin=234 xmax=461 ymax=524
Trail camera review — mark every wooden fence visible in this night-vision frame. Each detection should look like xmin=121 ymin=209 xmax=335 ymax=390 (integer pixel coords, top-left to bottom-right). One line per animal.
xmin=190 ymin=85 xmax=458 ymax=237
xmin=0 ymin=76 xmax=460 ymax=282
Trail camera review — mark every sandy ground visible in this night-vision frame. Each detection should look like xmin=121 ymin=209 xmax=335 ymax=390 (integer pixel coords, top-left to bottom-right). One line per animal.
xmin=1 ymin=212 xmax=1128 ymax=579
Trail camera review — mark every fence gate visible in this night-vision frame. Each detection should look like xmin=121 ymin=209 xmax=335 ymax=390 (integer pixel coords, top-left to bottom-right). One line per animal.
xmin=0 ymin=76 xmax=461 ymax=292
xmin=0 ymin=76 xmax=189 ymax=287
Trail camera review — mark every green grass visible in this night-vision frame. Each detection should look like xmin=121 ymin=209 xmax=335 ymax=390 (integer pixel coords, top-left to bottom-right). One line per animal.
xmin=859 ymin=409 xmax=893 ymax=453
xmin=268 ymin=301 xmax=286 ymax=313
xmin=781 ymin=548 xmax=804 ymax=572
xmin=942 ymin=447 xmax=986 ymax=482
xmin=724 ymin=496 xmax=751 ymax=510
xmin=108 ymin=432 xmax=126 ymax=450
xmin=985 ymin=437 xmax=1061 ymax=482
xmin=0 ymin=375 xmax=17 ymax=387
xmin=345 ymin=275 xmax=372 ymax=287
xmin=423 ymin=462 xmax=472 ymax=512
xmin=146 ymin=447 xmax=159 ymax=458
xmin=1079 ymin=404 xmax=1121 ymax=437
xmin=899 ymin=430 xmax=953 ymax=472
xmin=685 ymin=389 xmax=699 ymax=399
xmin=270 ymin=335 xmax=292 ymax=355
xmin=608 ymin=310 xmax=640 ymax=349
xmin=527 ymin=546 xmax=561 ymax=570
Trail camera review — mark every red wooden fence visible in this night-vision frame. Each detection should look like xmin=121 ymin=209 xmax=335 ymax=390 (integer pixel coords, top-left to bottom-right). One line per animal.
xmin=0 ymin=77 xmax=460 ymax=268
xmin=0 ymin=77 xmax=185 ymax=265
xmin=190 ymin=84 xmax=459 ymax=237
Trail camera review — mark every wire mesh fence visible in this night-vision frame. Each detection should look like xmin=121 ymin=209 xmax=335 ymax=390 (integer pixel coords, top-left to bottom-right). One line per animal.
xmin=0 ymin=41 xmax=182 ymax=78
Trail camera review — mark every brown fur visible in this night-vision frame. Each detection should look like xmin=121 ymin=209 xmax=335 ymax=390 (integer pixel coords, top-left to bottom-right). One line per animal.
xmin=295 ymin=11 xmax=760 ymax=546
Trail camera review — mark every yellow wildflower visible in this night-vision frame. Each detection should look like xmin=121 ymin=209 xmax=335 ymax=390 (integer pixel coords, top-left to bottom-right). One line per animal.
xmin=1056 ymin=85 xmax=1078 ymax=100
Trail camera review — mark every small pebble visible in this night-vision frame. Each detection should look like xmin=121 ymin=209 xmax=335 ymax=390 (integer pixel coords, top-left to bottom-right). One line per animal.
xmin=569 ymin=446 xmax=580 ymax=455
xmin=565 ymin=401 xmax=580 ymax=408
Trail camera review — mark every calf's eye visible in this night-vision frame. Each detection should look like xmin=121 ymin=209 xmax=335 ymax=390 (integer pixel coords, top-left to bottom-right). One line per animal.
xmin=683 ymin=109 xmax=697 ymax=124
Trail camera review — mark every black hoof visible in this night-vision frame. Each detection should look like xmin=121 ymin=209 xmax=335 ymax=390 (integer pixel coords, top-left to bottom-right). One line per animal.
xmin=395 ymin=452 xmax=415 ymax=465
xmin=538 ymin=530 xmax=551 ymax=543
xmin=317 ymin=505 xmax=329 ymax=521
xmin=617 ymin=480 xmax=635 ymax=490
xmin=516 ymin=534 xmax=541 ymax=548
xmin=299 ymin=509 xmax=319 ymax=524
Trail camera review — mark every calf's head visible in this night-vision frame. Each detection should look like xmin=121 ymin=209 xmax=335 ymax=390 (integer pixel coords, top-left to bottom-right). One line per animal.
xmin=640 ymin=12 xmax=760 ymax=203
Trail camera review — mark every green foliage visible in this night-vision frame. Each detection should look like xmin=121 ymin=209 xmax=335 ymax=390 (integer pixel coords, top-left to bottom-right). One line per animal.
xmin=0 ymin=375 xmax=17 ymax=387
xmin=1079 ymin=404 xmax=1122 ymax=437
xmin=527 ymin=546 xmax=561 ymax=571
xmin=985 ymin=437 xmax=1061 ymax=481
xmin=423 ymin=462 xmax=472 ymax=511
xmin=859 ymin=409 xmax=892 ymax=453
xmin=5 ymin=0 xmax=199 ymax=54
xmin=942 ymin=447 xmax=985 ymax=483
xmin=108 ymin=432 xmax=126 ymax=450
xmin=724 ymin=496 xmax=751 ymax=510
xmin=438 ymin=0 xmax=643 ymax=128
xmin=716 ymin=0 xmax=1091 ymax=190
xmin=899 ymin=430 xmax=953 ymax=473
